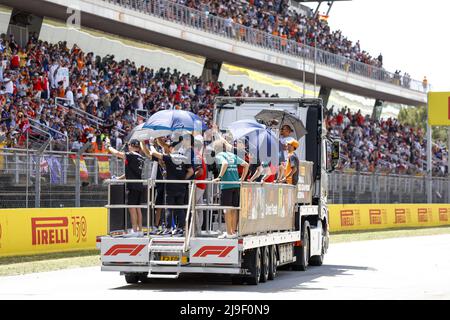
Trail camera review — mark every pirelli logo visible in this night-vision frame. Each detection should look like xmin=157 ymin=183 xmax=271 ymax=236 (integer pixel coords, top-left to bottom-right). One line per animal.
xmin=369 ymin=209 xmax=382 ymax=225
xmin=32 ymin=217 xmax=69 ymax=245
xmin=439 ymin=208 xmax=449 ymax=222
xmin=418 ymin=208 xmax=429 ymax=223
xmin=395 ymin=209 xmax=406 ymax=224
xmin=340 ymin=210 xmax=354 ymax=227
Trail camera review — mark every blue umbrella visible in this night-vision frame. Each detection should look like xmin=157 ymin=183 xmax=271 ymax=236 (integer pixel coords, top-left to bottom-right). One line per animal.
xmin=227 ymin=120 xmax=280 ymax=164
xmin=132 ymin=110 xmax=207 ymax=140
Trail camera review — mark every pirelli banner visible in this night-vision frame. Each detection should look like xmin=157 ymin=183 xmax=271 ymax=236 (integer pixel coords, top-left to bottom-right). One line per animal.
xmin=239 ymin=184 xmax=296 ymax=236
xmin=0 ymin=208 xmax=107 ymax=257
xmin=329 ymin=204 xmax=450 ymax=232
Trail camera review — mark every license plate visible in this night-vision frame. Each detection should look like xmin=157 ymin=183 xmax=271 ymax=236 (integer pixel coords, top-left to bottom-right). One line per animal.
xmin=160 ymin=256 xmax=188 ymax=263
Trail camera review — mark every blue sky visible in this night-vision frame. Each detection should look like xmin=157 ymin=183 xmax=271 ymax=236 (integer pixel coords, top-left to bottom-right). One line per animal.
xmin=303 ymin=0 xmax=449 ymax=92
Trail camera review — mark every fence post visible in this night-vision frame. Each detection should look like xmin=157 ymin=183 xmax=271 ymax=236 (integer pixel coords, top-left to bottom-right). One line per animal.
xmin=63 ymin=155 xmax=68 ymax=184
xmin=34 ymin=154 xmax=41 ymax=208
xmin=75 ymin=156 xmax=81 ymax=207
xmin=94 ymin=157 xmax=99 ymax=185
xmin=14 ymin=153 xmax=19 ymax=184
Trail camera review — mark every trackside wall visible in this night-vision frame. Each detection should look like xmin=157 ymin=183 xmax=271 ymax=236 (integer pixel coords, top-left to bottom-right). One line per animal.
xmin=1 ymin=205 xmax=450 ymax=257
xmin=0 ymin=208 xmax=107 ymax=257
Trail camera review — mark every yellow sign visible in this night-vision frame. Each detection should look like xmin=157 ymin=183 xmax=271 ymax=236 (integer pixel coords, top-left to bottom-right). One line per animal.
xmin=428 ymin=92 xmax=450 ymax=126
xmin=329 ymin=204 xmax=450 ymax=232
xmin=0 ymin=208 xmax=107 ymax=257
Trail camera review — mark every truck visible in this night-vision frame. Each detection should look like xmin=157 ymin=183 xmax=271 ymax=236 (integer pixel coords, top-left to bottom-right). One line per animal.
xmin=97 ymin=97 xmax=339 ymax=285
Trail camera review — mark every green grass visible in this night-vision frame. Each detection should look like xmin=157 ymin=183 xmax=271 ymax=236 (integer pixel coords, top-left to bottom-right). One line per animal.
xmin=0 ymin=250 xmax=100 ymax=277
xmin=1 ymin=226 xmax=450 ymax=277
xmin=330 ymin=225 xmax=450 ymax=243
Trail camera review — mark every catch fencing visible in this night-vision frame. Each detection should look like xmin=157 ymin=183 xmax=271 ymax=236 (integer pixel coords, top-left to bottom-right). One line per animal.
xmin=1 ymin=148 xmax=448 ymax=208
xmin=329 ymin=171 xmax=450 ymax=204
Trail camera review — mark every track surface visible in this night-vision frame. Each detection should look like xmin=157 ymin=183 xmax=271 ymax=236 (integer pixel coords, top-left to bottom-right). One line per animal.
xmin=1 ymin=234 xmax=449 ymax=299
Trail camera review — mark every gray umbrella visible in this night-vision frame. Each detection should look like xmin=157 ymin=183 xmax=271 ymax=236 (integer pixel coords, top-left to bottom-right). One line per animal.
xmin=255 ymin=109 xmax=307 ymax=139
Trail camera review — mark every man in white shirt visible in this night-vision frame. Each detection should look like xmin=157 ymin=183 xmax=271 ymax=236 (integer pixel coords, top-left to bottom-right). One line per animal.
xmin=66 ymin=87 xmax=74 ymax=106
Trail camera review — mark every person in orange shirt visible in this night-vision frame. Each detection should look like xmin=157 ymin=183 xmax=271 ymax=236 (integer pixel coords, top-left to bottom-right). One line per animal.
xmin=281 ymin=139 xmax=299 ymax=185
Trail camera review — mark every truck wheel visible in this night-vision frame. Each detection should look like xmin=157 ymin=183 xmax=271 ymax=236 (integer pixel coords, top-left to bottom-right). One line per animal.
xmin=292 ymin=220 xmax=310 ymax=271
xmin=244 ymin=248 xmax=261 ymax=285
xmin=125 ymin=274 xmax=139 ymax=284
xmin=138 ymin=273 xmax=149 ymax=283
xmin=268 ymin=245 xmax=277 ymax=280
xmin=260 ymin=246 xmax=269 ymax=283
xmin=231 ymin=276 xmax=244 ymax=285
xmin=310 ymin=225 xmax=328 ymax=266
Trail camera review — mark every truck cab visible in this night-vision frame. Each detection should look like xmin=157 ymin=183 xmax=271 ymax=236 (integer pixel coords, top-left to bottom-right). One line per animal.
xmin=214 ymin=97 xmax=340 ymax=269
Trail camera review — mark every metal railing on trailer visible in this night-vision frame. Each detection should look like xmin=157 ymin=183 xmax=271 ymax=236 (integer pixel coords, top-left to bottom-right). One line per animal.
xmin=103 ymin=178 xmax=298 ymax=247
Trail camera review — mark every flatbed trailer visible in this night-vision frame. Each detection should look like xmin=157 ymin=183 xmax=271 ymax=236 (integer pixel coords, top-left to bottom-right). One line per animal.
xmin=98 ymin=98 xmax=339 ymax=285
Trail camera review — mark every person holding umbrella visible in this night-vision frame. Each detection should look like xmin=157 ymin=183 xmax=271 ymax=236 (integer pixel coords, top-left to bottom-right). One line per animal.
xmin=141 ymin=138 xmax=194 ymax=236
xmin=106 ymin=138 xmax=145 ymax=237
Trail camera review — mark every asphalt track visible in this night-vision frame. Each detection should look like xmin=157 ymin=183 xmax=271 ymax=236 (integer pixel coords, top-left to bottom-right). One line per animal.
xmin=0 ymin=234 xmax=449 ymax=300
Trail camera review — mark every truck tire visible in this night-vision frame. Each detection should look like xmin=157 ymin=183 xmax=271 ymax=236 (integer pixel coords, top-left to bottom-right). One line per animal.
xmin=260 ymin=246 xmax=269 ymax=283
xmin=138 ymin=273 xmax=149 ymax=283
xmin=244 ymin=248 xmax=261 ymax=285
xmin=309 ymin=224 xmax=330 ymax=267
xmin=292 ymin=220 xmax=310 ymax=271
xmin=125 ymin=274 xmax=139 ymax=284
xmin=310 ymin=224 xmax=328 ymax=266
xmin=268 ymin=245 xmax=277 ymax=280
xmin=231 ymin=276 xmax=244 ymax=285
xmin=309 ymin=254 xmax=323 ymax=266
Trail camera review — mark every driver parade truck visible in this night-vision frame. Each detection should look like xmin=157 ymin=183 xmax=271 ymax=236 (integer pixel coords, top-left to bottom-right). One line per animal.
xmin=97 ymin=98 xmax=339 ymax=285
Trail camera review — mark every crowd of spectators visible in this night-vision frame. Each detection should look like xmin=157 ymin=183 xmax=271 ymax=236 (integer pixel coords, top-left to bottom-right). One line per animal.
xmin=0 ymin=33 xmax=277 ymax=153
xmin=171 ymin=0 xmax=383 ymax=67
xmin=325 ymin=106 xmax=448 ymax=177
xmin=0 ymin=32 xmax=443 ymax=177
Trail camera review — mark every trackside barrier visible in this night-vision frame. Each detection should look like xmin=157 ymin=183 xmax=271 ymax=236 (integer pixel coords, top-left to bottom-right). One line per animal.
xmin=329 ymin=204 xmax=450 ymax=232
xmin=2 ymin=204 xmax=450 ymax=257
xmin=0 ymin=208 xmax=107 ymax=257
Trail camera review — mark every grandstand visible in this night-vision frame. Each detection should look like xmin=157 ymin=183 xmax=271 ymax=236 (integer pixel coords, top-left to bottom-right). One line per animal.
xmin=0 ymin=0 xmax=446 ymax=208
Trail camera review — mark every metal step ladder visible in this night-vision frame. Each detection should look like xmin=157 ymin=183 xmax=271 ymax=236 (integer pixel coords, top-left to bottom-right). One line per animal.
xmin=148 ymin=238 xmax=186 ymax=279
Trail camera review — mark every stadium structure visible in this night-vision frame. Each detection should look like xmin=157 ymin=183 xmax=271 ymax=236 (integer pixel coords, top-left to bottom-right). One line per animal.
xmin=0 ymin=0 xmax=444 ymax=211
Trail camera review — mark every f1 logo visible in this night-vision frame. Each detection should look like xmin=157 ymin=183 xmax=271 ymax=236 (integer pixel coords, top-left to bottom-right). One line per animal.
xmin=104 ymin=244 xmax=146 ymax=256
xmin=193 ymin=246 xmax=235 ymax=258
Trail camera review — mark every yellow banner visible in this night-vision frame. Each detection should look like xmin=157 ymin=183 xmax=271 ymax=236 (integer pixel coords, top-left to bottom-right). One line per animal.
xmin=329 ymin=204 xmax=450 ymax=232
xmin=428 ymin=92 xmax=450 ymax=126
xmin=0 ymin=208 xmax=107 ymax=257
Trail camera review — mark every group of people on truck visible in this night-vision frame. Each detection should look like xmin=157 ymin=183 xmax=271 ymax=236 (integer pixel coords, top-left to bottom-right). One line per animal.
xmin=105 ymin=123 xmax=300 ymax=239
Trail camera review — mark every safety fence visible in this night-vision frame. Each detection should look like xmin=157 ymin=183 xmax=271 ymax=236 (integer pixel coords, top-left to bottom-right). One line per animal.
xmin=329 ymin=171 xmax=450 ymax=204
xmin=102 ymin=0 xmax=429 ymax=92
xmin=0 ymin=148 xmax=127 ymax=208
xmin=0 ymin=148 xmax=449 ymax=208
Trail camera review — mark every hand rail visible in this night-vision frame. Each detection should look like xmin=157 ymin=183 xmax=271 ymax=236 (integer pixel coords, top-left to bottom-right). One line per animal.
xmin=101 ymin=0 xmax=429 ymax=92
xmin=28 ymin=118 xmax=69 ymax=151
